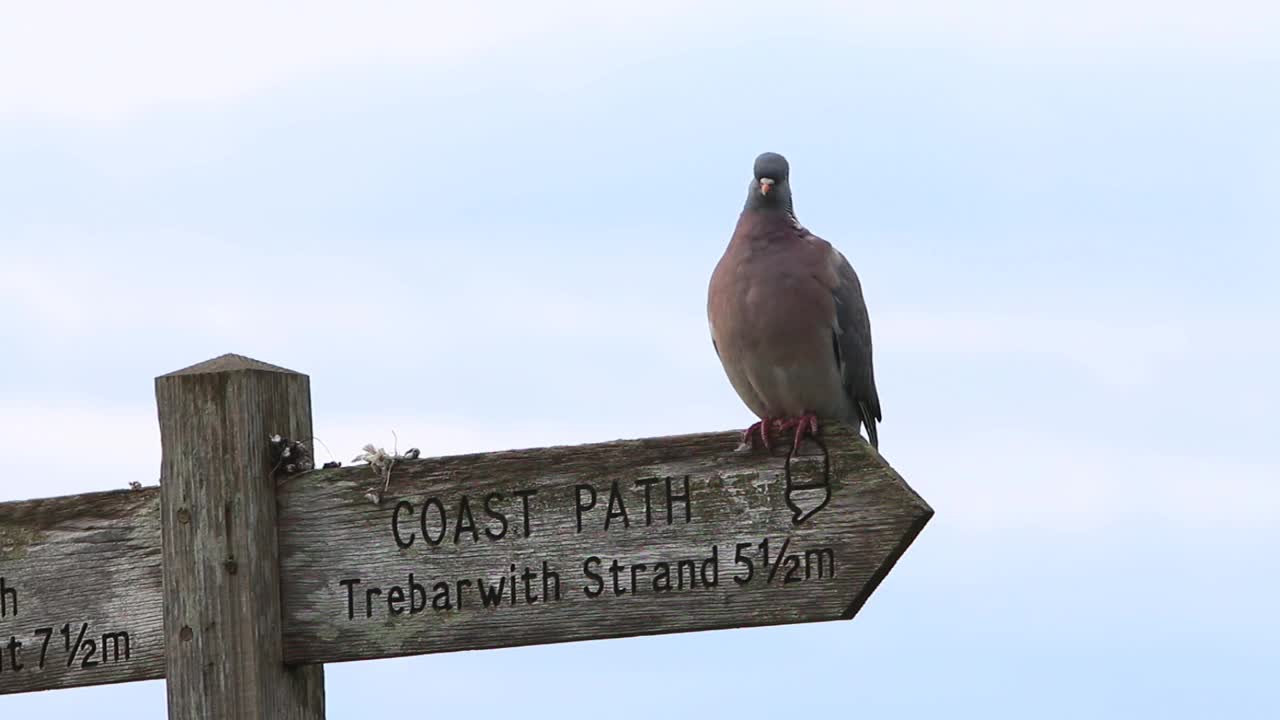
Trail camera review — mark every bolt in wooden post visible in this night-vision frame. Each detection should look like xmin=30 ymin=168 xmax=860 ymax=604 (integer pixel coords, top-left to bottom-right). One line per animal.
xmin=157 ymin=354 xmax=325 ymax=719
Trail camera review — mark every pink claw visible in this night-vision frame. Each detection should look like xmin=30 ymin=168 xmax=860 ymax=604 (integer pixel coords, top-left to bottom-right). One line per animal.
xmin=776 ymin=412 xmax=820 ymax=453
xmin=743 ymin=418 xmax=775 ymax=452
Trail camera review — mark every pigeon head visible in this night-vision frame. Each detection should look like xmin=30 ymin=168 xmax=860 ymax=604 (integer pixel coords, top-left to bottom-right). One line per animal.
xmin=745 ymin=151 xmax=794 ymax=214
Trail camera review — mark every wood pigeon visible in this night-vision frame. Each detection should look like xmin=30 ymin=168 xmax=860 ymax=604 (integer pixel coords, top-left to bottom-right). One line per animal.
xmin=707 ymin=152 xmax=881 ymax=452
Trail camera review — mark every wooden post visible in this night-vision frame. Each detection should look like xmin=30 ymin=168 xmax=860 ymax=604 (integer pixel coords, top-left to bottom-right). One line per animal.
xmin=156 ymin=354 xmax=325 ymax=719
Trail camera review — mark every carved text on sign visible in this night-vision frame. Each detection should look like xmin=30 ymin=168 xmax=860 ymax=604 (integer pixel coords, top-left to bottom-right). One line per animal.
xmin=278 ymin=426 xmax=932 ymax=666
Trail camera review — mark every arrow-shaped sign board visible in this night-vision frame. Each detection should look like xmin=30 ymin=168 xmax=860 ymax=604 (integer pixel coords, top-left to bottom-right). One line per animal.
xmin=0 ymin=488 xmax=164 ymax=694
xmin=278 ymin=425 xmax=931 ymax=665
xmin=0 ymin=424 xmax=931 ymax=696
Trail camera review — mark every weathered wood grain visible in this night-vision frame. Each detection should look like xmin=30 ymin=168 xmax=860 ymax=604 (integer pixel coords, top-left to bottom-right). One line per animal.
xmin=278 ymin=423 xmax=931 ymax=665
xmin=157 ymin=354 xmax=325 ymax=719
xmin=0 ymin=487 xmax=163 ymax=694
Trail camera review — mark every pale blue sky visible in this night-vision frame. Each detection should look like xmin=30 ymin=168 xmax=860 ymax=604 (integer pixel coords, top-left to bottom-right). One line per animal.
xmin=2 ymin=2 xmax=1278 ymax=717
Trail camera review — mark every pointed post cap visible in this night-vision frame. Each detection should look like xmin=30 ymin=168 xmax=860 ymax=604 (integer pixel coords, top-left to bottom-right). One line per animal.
xmin=160 ymin=353 xmax=300 ymax=377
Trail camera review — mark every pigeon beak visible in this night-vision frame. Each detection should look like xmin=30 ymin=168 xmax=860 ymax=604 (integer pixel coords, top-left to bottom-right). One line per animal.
xmin=759 ymin=178 xmax=775 ymax=195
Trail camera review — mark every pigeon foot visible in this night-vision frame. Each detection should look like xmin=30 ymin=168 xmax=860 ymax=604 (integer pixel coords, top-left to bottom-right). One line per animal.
xmin=743 ymin=417 xmax=783 ymax=452
xmin=776 ymin=412 xmax=820 ymax=454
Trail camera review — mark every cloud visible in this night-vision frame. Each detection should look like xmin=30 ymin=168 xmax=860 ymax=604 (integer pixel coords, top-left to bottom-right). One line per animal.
xmin=0 ymin=249 xmax=703 ymax=360
xmin=895 ymin=426 xmax=1280 ymax=533
xmin=0 ymin=0 xmax=724 ymax=120
xmin=0 ymin=255 xmax=368 ymax=343
xmin=0 ymin=405 xmax=160 ymax=501
xmin=878 ymin=308 xmax=1195 ymax=387
xmin=2 ymin=1 xmax=1276 ymax=120
xmin=809 ymin=0 xmax=1280 ymax=51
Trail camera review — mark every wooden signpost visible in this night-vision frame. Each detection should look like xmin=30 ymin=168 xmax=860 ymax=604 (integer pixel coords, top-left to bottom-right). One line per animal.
xmin=0 ymin=354 xmax=933 ymax=718
xmin=278 ymin=426 xmax=929 ymax=665
xmin=0 ymin=489 xmax=165 ymax=694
